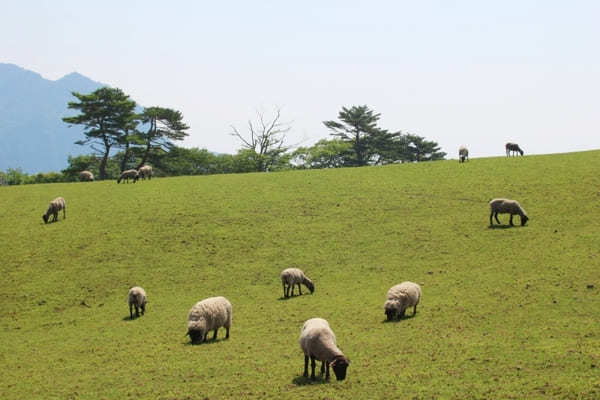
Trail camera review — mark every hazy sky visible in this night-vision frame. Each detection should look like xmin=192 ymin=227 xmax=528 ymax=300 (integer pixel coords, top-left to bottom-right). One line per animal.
xmin=3 ymin=1 xmax=599 ymax=157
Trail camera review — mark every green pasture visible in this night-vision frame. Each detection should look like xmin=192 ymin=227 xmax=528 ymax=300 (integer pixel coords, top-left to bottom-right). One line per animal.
xmin=1 ymin=151 xmax=599 ymax=399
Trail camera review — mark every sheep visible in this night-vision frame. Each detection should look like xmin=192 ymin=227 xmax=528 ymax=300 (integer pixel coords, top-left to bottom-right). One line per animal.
xmin=281 ymin=268 xmax=314 ymax=298
xmin=79 ymin=170 xmax=94 ymax=181
xmin=138 ymin=165 xmax=153 ymax=180
xmin=42 ymin=197 xmax=66 ymax=224
xmin=187 ymin=296 xmax=232 ymax=344
xmin=458 ymin=146 xmax=469 ymax=163
xmin=299 ymin=318 xmax=350 ymax=381
xmin=505 ymin=142 xmax=524 ymax=156
xmin=384 ymin=281 xmax=421 ymax=321
xmin=489 ymin=198 xmax=529 ymax=226
xmin=117 ymin=169 xmax=139 ymax=184
xmin=128 ymin=286 xmax=147 ymax=319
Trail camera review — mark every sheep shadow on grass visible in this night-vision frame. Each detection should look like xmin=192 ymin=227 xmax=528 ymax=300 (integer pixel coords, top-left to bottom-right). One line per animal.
xmin=183 ymin=337 xmax=230 ymax=346
xmin=381 ymin=314 xmax=418 ymax=324
xmin=292 ymin=375 xmax=329 ymax=386
xmin=487 ymin=224 xmax=518 ymax=230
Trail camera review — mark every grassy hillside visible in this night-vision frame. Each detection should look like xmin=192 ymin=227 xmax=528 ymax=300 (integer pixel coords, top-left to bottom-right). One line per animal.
xmin=1 ymin=151 xmax=599 ymax=399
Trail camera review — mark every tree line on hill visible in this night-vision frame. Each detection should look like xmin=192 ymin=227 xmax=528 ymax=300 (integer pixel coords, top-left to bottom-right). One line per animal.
xmin=0 ymin=87 xmax=446 ymax=185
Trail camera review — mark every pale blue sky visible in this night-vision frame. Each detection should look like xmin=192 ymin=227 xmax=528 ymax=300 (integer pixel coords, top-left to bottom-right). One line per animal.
xmin=2 ymin=1 xmax=599 ymax=157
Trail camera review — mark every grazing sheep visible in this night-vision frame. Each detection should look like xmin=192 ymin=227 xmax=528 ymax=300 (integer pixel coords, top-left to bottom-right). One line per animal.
xmin=117 ymin=169 xmax=139 ymax=184
xmin=187 ymin=296 xmax=232 ymax=344
xmin=42 ymin=197 xmax=66 ymax=224
xmin=128 ymin=286 xmax=147 ymax=319
xmin=299 ymin=318 xmax=350 ymax=381
xmin=458 ymin=146 xmax=469 ymax=163
xmin=281 ymin=268 xmax=314 ymax=298
xmin=79 ymin=170 xmax=94 ymax=181
xmin=138 ymin=165 xmax=153 ymax=180
xmin=489 ymin=198 xmax=529 ymax=226
xmin=505 ymin=142 xmax=524 ymax=156
xmin=384 ymin=281 xmax=421 ymax=321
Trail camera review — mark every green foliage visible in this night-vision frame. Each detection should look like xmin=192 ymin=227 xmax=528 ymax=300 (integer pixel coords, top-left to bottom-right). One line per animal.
xmin=137 ymin=106 xmax=190 ymax=168
xmin=292 ymin=138 xmax=352 ymax=168
xmin=2 ymin=151 xmax=599 ymax=399
xmin=63 ymin=87 xmax=137 ymax=179
xmin=324 ymin=105 xmax=385 ymax=166
xmin=323 ymin=105 xmax=445 ymax=166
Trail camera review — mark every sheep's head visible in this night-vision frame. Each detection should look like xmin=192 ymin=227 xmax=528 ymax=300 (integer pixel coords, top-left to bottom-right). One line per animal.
xmin=331 ymin=356 xmax=350 ymax=381
xmin=305 ymin=279 xmax=315 ymax=294
xmin=187 ymin=328 xmax=205 ymax=344
xmin=187 ymin=320 xmax=206 ymax=344
xmin=384 ymin=300 xmax=398 ymax=321
xmin=42 ymin=214 xmax=49 ymax=224
xmin=521 ymin=215 xmax=529 ymax=226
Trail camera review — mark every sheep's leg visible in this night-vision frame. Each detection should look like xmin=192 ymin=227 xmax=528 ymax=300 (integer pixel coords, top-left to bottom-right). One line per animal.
xmin=203 ymin=332 xmax=208 ymax=343
xmin=310 ymin=356 xmax=316 ymax=380
xmin=283 ymin=282 xmax=287 ymax=298
xmin=489 ymin=211 xmax=494 ymax=226
xmin=320 ymin=361 xmax=325 ymax=376
xmin=399 ymin=308 xmax=406 ymax=319
xmin=141 ymin=304 xmax=145 ymax=315
xmin=291 ymin=284 xmax=295 ymax=296
xmin=63 ymin=206 xmax=66 ymax=219
xmin=130 ymin=304 xmax=134 ymax=319
xmin=303 ymin=355 xmax=309 ymax=377
xmin=325 ymin=361 xmax=330 ymax=380
xmin=494 ymin=212 xmax=500 ymax=224
xmin=413 ymin=305 xmax=417 ymax=315
xmin=298 ymin=283 xmax=302 ymax=295
xmin=213 ymin=328 xmax=218 ymax=340
xmin=225 ymin=326 xmax=229 ymax=339
xmin=509 ymin=214 xmax=514 ymax=226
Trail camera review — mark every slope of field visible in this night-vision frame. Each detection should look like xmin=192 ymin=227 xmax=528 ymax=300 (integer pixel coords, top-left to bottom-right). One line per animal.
xmin=1 ymin=151 xmax=599 ymax=399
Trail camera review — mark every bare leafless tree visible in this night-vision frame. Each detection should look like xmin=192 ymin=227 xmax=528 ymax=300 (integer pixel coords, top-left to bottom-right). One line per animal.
xmin=230 ymin=107 xmax=292 ymax=172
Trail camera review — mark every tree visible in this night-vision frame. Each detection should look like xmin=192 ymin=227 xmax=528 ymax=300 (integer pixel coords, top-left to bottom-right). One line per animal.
xmin=292 ymin=139 xmax=351 ymax=169
xmin=63 ymin=87 xmax=137 ymax=179
xmin=323 ymin=105 xmax=396 ymax=166
xmin=403 ymin=134 xmax=446 ymax=162
xmin=230 ymin=107 xmax=291 ymax=172
xmin=137 ymin=107 xmax=189 ymax=169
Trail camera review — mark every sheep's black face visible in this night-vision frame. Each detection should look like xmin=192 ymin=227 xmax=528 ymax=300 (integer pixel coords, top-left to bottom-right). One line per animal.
xmin=306 ymin=281 xmax=315 ymax=294
xmin=332 ymin=358 xmax=349 ymax=381
xmin=42 ymin=214 xmax=49 ymax=224
xmin=188 ymin=329 xmax=204 ymax=344
xmin=521 ymin=215 xmax=529 ymax=226
xmin=385 ymin=308 xmax=395 ymax=321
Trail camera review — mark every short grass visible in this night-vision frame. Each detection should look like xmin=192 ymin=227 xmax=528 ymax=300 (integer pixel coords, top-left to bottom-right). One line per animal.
xmin=1 ymin=151 xmax=600 ymax=399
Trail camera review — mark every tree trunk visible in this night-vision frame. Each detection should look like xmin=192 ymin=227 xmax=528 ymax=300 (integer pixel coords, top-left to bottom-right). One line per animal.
xmin=120 ymin=141 xmax=130 ymax=173
xmin=99 ymin=146 xmax=111 ymax=180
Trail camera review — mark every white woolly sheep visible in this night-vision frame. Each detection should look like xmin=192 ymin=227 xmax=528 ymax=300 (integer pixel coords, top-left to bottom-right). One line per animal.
xmin=42 ymin=197 xmax=66 ymax=224
xmin=79 ymin=170 xmax=94 ymax=181
xmin=299 ymin=318 xmax=350 ymax=381
xmin=384 ymin=281 xmax=421 ymax=321
xmin=138 ymin=165 xmax=153 ymax=180
xmin=489 ymin=198 xmax=529 ymax=226
xmin=117 ymin=169 xmax=139 ymax=184
xmin=458 ymin=146 xmax=469 ymax=163
xmin=187 ymin=296 xmax=232 ymax=344
xmin=281 ymin=268 xmax=314 ymax=298
xmin=505 ymin=142 xmax=524 ymax=156
xmin=128 ymin=286 xmax=147 ymax=319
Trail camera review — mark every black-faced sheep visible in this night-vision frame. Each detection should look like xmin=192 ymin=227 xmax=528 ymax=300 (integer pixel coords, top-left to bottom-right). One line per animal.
xmin=458 ymin=146 xmax=469 ymax=163
xmin=384 ymin=281 xmax=421 ymax=321
xmin=505 ymin=142 xmax=524 ymax=156
xmin=128 ymin=286 xmax=147 ymax=319
xmin=138 ymin=165 xmax=152 ymax=180
xmin=489 ymin=198 xmax=529 ymax=226
xmin=299 ymin=318 xmax=350 ymax=381
xmin=42 ymin=197 xmax=66 ymax=224
xmin=79 ymin=170 xmax=94 ymax=181
xmin=281 ymin=268 xmax=314 ymax=298
xmin=187 ymin=296 xmax=232 ymax=344
xmin=117 ymin=169 xmax=139 ymax=184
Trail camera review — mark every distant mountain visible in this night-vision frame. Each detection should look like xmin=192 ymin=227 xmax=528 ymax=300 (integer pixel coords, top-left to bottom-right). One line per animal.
xmin=0 ymin=63 xmax=105 ymax=173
